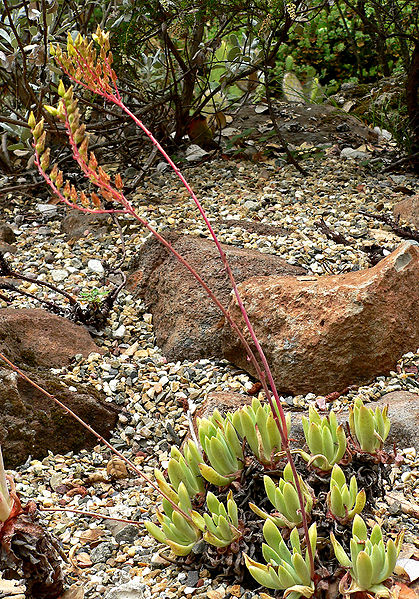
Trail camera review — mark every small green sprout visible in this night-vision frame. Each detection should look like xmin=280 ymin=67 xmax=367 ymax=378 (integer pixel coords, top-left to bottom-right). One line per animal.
xmin=331 ymin=515 xmax=404 ymax=597
xmin=79 ymin=288 xmax=110 ymax=303
xmin=228 ymin=397 xmax=291 ymax=466
xmin=191 ymin=490 xmax=241 ymax=548
xmin=349 ymin=398 xmax=390 ymax=453
xmin=245 ymin=520 xmax=316 ymax=598
xmin=327 ymin=465 xmax=366 ymax=522
xmin=301 ymin=405 xmax=347 ymax=471
xmin=249 ymin=463 xmax=313 ymax=528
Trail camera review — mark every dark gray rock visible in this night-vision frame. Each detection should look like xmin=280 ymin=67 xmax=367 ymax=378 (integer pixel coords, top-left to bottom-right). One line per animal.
xmin=0 ymin=367 xmax=119 ymax=468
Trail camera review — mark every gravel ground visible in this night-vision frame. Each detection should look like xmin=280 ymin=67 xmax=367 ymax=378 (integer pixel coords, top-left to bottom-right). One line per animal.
xmin=1 ymin=150 xmax=418 ymax=598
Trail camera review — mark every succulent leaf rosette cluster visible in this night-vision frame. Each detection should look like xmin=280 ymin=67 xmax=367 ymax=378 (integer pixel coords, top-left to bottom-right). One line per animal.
xmin=331 ymin=515 xmax=404 ymax=597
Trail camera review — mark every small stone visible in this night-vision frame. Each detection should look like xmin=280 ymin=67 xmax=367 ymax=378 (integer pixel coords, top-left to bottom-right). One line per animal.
xmin=90 ymin=542 xmax=114 ymax=564
xmin=88 ymin=259 xmax=104 ymax=274
xmin=113 ymin=324 xmax=126 ymax=339
xmin=51 ymin=269 xmax=69 ymax=282
xmin=114 ymin=524 xmax=139 ymax=544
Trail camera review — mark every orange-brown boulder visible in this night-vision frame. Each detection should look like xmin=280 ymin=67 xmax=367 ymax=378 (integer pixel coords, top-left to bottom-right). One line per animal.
xmin=222 ymin=242 xmax=419 ymax=395
xmin=0 ymin=308 xmax=102 ymax=368
xmin=393 ymin=195 xmax=419 ymax=228
xmin=127 ymin=232 xmax=306 ymax=361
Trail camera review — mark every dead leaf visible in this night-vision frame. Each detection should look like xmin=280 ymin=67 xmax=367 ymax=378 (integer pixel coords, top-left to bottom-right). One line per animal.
xmin=79 ymin=528 xmax=104 ymax=546
xmin=59 ymin=584 xmax=85 ymax=599
xmin=342 ymin=100 xmax=355 ymax=112
xmin=395 ymin=558 xmax=419 ymax=582
xmin=106 ymin=456 xmax=128 ymax=480
xmin=391 ymin=582 xmax=418 ymax=599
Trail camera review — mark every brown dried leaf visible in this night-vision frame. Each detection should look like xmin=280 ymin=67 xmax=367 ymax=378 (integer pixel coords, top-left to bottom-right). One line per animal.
xmin=79 ymin=528 xmax=104 ymax=546
xmin=106 ymin=456 xmax=128 ymax=480
xmin=60 ymin=584 xmax=85 ymax=599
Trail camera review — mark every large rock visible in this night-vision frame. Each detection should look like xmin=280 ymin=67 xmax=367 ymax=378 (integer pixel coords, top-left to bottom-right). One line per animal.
xmin=0 ymin=367 xmax=119 ymax=469
xmin=127 ymin=232 xmax=306 ymax=361
xmin=393 ymin=195 xmax=419 ymax=228
xmin=60 ymin=210 xmax=113 ymax=240
xmin=222 ymin=241 xmax=419 ymax=395
xmin=0 ymin=308 xmax=101 ymax=368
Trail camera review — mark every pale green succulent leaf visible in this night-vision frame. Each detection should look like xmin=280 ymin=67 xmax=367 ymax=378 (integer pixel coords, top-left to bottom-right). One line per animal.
xmin=354 ymin=551 xmax=373 ymax=590
xmin=203 ymin=530 xmax=231 ymax=547
xmin=331 ymin=532 xmax=352 ymax=568
xmin=331 ymin=464 xmax=346 ymax=489
xmin=165 ymin=538 xmax=196 ymax=556
xmin=352 ymin=515 xmax=368 ymax=541
xmin=144 ymin=521 xmax=166 ymax=544
xmin=244 ymin=555 xmax=281 ymax=590
xmin=198 ymin=463 xmax=233 ymax=486
xmin=292 ymin=552 xmax=312 ymax=586
xmin=348 ymin=489 xmax=366 ymax=519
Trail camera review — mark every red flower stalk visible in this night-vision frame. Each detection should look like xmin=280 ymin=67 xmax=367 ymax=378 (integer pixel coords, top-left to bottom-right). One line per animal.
xmin=29 ymin=28 xmax=314 ymax=576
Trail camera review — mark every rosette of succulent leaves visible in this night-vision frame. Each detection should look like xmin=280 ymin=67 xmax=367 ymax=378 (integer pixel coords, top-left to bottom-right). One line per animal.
xmin=331 ymin=515 xmax=404 ymax=597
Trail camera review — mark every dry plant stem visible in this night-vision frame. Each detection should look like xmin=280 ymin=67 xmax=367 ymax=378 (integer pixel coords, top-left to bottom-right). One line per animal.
xmin=46 ymin=41 xmax=313 ymax=576
xmin=0 ymin=352 xmax=192 ymax=523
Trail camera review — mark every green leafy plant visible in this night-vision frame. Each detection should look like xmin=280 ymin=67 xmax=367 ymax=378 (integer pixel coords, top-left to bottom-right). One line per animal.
xmin=144 ymin=481 xmax=201 ymax=556
xmin=327 ymin=464 xmax=366 ymax=522
xmin=349 ymin=397 xmax=391 ymax=453
xmin=78 ymin=288 xmax=110 ymax=304
xmin=197 ymin=411 xmax=244 ymax=486
xmin=300 ymin=405 xmax=347 ymax=471
xmin=228 ymin=397 xmax=291 ymax=466
xmin=191 ymin=491 xmax=242 ymax=548
xmin=249 ymin=463 xmax=313 ymax=529
xmin=244 ymin=520 xmax=317 ymax=597
xmin=331 ymin=515 xmax=404 ymax=597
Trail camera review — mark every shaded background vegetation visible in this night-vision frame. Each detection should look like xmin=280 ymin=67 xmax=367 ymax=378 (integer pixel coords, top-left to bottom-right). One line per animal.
xmin=0 ymin=0 xmax=418 ymax=173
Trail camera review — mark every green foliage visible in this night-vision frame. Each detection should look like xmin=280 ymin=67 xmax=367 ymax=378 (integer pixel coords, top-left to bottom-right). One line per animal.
xmin=228 ymin=397 xmax=290 ymax=466
xmin=272 ymin=1 xmax=416 ymax=86
xmin=331 ymin=515 xmax=404 ymax=596
xmin=249 ymin=463 xmax=313 ymax=528
xmin=349 ymin=397 xmax=391 ymax=453
xmin=191 ymin=490 xmax=241 ymax=548
xmin=244 ymin=522 xmax=317 ymax=597
xmin=300 ymin=405 xmax=347 ymax=471
xmin=327 ymin=465 xmax=366 ymax=522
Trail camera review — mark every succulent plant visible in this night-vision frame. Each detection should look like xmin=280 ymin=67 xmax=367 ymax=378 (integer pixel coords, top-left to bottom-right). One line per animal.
xmin=144 ymin=481 xmax=201 ymax=556
xmin=191 ymin=490 xmax=242 ymax=548
xmin=228 ymin=397 xmax=291 ymax=466
xmin=244 ymin=520 xmax=316 ymax=598
xmin=197 ymin=412 xmax=244 ymax=486
xmin=349 ymin=398 xmax=390 ymax=453
xmin=331 ymin=515 xmax=404 ymax=597
xmin=249 ymin=463 xmax=313 ymax=528
xmin=327 ymin=465 xmax=366 ymax=522
xmin=165 ymin=442 xmax=205 ymax=497
xmin=0 ymin=447 xmax=12 ymax=522
xmin=301 ymin=405 xmax=347 ymax=471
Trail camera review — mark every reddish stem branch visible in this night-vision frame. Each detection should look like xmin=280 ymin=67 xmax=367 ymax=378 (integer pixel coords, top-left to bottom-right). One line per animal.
xmin=0 ymin=352 xmax=192 ymax=523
